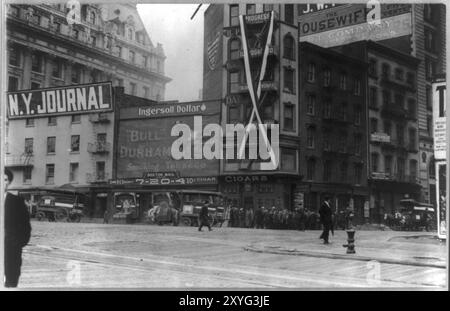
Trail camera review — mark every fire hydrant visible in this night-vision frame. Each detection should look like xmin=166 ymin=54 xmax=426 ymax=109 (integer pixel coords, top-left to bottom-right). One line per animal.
xmin=343 ymin=229 xmax=356 ymax=254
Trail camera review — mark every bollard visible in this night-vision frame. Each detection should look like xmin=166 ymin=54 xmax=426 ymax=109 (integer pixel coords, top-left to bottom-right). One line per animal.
xmin=343 ymin=229 xmax=356 ymax=254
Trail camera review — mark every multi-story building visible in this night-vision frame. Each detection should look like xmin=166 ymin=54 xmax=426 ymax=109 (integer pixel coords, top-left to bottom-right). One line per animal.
xmin=204 ymin=4 xmax=301 ymax=210
xmin=5 ymin=3 xmax=170 ymax=216
xmin=298 ymin=42 xmax=368 ymax=223
xmin=333 ymin=41 xmax=421 ymax=220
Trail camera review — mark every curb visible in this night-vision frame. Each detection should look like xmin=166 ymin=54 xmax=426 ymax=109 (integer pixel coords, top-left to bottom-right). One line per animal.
xmin=244 ymin=245 xmax=446 ymax=269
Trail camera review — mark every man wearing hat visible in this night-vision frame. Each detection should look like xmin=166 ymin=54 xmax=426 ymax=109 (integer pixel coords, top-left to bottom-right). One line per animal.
xmin=4 ymin=168 xmax=32 ymax=287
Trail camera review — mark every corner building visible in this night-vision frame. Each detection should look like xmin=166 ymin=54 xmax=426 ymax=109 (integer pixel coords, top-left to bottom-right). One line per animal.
xmin=203 ymin=4 xmax=301 ymax=210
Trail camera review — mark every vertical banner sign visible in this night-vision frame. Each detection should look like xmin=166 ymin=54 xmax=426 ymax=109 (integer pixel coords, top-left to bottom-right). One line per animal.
xmin=433 ymin=79 xmax=447 ymax=239
xmin=238 ymin=12 xmax=278 ymax=170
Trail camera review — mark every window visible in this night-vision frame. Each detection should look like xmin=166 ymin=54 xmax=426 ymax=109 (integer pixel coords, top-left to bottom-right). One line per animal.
xmin=384 ymin=120 xmax=392 ymax=136
xmin=323 ymin=160 xmax=332 ymax=182
xmin=96 ymin=161 xmax=106 ymax=180
xmin=130 ymin=82 xmax=137 ymax=95
xmin=31 ymin=53 xmax=42 ymax=73
xmin=426 ymin=86 xmax=432 ymax=110
xmin=71 ymin=135 xmax=80 ymax=152
xmin=228 ymin=106 xmax=240 ymax=123
xmin=323 ymin=68 xmax=331 ymax=87
xmin=340 ymin=162 xmax=348 ymax=181
xmin=127 ymin=27 xmax=134 ymax=40
xmin=230 ymin=5 xmax=239 ymax=26
xmin=424 ymin=4 xmax=433 ymax=21
xmin=323 ymin=131 xmax=331 ymax=151
xmin=354 ymin=106 xmax=361 ymax=125
xmin=143 ymin=86 xmax=150 ymax=98
xmin=263 ymin=4 xmax=274 ymax=12
xmin=385 ymin=156 xmax=392 ymax=175
xmin=25 ymin=138 xmax=33 ymax=154
xmin=230 ymin=71 xmax=240 ymax=93
xmin=284 ymin=68 xmax=294 ymax=93
xmin=323 ymin=100 xmax=331 ymax=118
xmin=382 ymin=90 xmax=390 ymax=106
xmin=8 ymin=76 xmax=18 ymax=92
xmin=157 ymin=60 xmax=162 ymax=73
xmin=69 ymin=163 xmax=79 ymax=182
xmin=408 ymin=99 xmax=416 ymax=118
xmin=370 ymin=118 xmax=378 ymax=133
xmin=410 ymin=160 xmax=418 ymax=179
xmin=89 ymin=11 xmax=96 ymax=24
xmin=354 ymin=164 xmax=362 ymax=184
xmin=262 ymin=101 xmax=273 ymax=121
xmin=340 ymin=103 xmax=347 ymax=121
xmin=427 ymin=116 xmax=433 ymax=136
xmin=409 ymin=128 xmax=417 ymax=150
xmin=283 ymin=103 xmax=294 ymax=131
xmin=90 ymin=35 xmax=97 ymax=47
xmin=284 ymin=4 xmax=294 ymax=24
xmin=307 ymin=158 xmax=315 ymax=180
xmin=429 ymin=157 xmax=436 ymax=178
xmin=306 ymin=94 xmax=315 ymax=115
xmin=307 ymin=63 xmax=316 ymax=82
xmin=354 ymin=134 xmax=362 ymax=155
xmin=8 ymin=45 xmax=20 ymax=66
xmin=425 ymin=58 xmax=436 ymax=80
xmin=307 ymin=126 xmax=315 ymax=148
xmin=97 ymin=133 xmax=107 ymax=144
xmin=72 ymin=29 xmax=79 ymax=39
xmin=116 ymin=45 xmax=122 ymax=57
xmin=283 ymin=35 xmax=295 ymax=60
xmin=338 ymin=132 xmax=347 ymax=153
xmin=382 ymin=63 xmax=390 ymax=78
xmin=47 ymin=137 xmax=56 ymax=154
xmin=368 ymin=58 xmax=377 ymax=76
xmin=395 ymin=68 xmax=404 ymax=81
xmin=46 ymin=164 xmax=55 ymax=184
xmin=369 ymin=87 xmax=377 ymax=107
xmin=371 ymin=153 xmax=379 ymax=172
xmin=406 ymin=72 xmax=415 ymax=87
xmin=143 ymin=55 xmax=149 ymax=68
xmin=129 ymin=50 xmax=135 ymax=63
xmin=281 ymin=149 xmax=296 ymax=171
xmin=23 ymin=167 xmax=32 ymax=184
xmin=397 ymin=158 xmax=405 ymax=178
xmin=31 ymin=82 xmax=40 ymax=90
xmin=52 ymin=59 xmax=63 ymax=78
xmin=71 ymin=66 xmax=80 ymax=83
xmin=246 ymin=4 xmax=256 ymax=15
xmin=339 ymin=72 xmax=347 ymax=90
xmin=25 ymin=118 xmax=34 ymax=127
xmin=230 ymin=39 xmax=240 ymax=60
xmin=425 ymin=28 xmax=436 ymax=52
xmin=394 ymin=94 xmax=404 ymax=108
xmin=353 ymin=78 xmax=361 ymax=95
xmin=71 ymin=114 xmax=81 ymax=123
xmin=397 ymin=124 xmax=404 ymax=145
xmin=48 ymin=116 xmax=57 ymax=126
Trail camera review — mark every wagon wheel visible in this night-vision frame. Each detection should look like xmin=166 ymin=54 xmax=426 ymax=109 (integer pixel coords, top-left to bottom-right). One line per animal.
xmin=55 ymin=208 xmax=69 ymax=222
xmin=36 ymin=212 xmax=46 ymax=221
xmin=181 ymin=217 xmax=192 ymax=226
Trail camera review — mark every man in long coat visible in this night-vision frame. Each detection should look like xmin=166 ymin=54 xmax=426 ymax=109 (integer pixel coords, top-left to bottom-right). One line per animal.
xmin=319 ymin=196 xmax=333 ymax=244
xmin=4 ymin=168 xmax=32 ymax=287
xmin=198 ymin=202 xmax=212 ymax=231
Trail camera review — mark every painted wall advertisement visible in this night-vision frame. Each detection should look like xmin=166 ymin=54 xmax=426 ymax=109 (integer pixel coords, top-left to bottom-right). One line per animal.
xmin=116 ymin=100 xmax=221 ymax=180
xmin=433 ymin=79 xmax=447 ymax=239
xmin=6 ymin=82 xmax=113 ymax=119
xmin=298 ymin=4 xmax=412 ymax=48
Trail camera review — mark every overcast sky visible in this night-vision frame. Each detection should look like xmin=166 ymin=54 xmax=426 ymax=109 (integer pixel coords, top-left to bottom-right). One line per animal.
xmin=137 ymin=4 xmax=208 ymax=102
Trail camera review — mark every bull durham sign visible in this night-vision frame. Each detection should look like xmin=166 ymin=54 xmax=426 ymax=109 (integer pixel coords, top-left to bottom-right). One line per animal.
xmin=6 ymin=82 xmax=113 ymax=119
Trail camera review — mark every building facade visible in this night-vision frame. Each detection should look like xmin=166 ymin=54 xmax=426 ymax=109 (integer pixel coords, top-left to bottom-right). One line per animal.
xmin=5 ymin=3 xmax=170 ymax=216
xmin=298 ymin=42 xmax=368 ymax=223
xmin=204 ymin=4 xmax=302 ymax=211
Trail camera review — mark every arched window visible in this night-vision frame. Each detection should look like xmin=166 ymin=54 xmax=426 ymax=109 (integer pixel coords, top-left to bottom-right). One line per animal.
xmin=229 ymin=38 xmax=240 ymax=60
xmin=283 ymin=35 xmax=295 ymax=60
xmin=89 ymin=11 xmax=96 ymax=24
xmin=127 ymin=27 xmax=134 ymax=40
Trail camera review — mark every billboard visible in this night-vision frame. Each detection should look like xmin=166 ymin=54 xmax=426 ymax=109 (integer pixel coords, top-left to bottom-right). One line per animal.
xmin=432 ymin=79 xmax=447 ymax=161
xmin=116 ymin=100 xmax=221 ymax=179
xmin=436 ymin=162 xmax=447 ymax=239
xmin=298 ymin=4 xmax=412 ymax=48
xmin=6 ymin=82 xmax=113 ymax=119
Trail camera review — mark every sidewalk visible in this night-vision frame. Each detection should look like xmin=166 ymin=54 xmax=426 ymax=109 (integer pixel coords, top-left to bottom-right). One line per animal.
xmin=244 ymin=230 xmax=447 ymax=268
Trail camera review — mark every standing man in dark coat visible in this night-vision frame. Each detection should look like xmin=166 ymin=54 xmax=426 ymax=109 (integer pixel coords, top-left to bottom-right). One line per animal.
xmin=198 ymin=202 xmax=212 ymax=231
xmin=319 ymin=196 xmax=333 ymax=244
xmin=4 ymin=168 xmax=32 ymax=287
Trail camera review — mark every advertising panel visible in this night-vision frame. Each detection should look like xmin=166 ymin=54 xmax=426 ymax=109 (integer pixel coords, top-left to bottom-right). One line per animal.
xmin=432 ymin=79 xmax=447 ymax=161
xmin=116 ymin=100 xmax=221 ymax=179
xmin=6 ymin=82 xmax=113 ymax=119
xmin=298 ymin=4 xmax=412 ymax=48
xmin=436 ymin=162 xmax=447 ymax=239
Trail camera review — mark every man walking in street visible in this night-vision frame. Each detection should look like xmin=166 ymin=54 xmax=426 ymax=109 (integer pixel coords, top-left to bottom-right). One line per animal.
xmin=4 ymin=168 xmax=32 ymax=287
xmin=198 ymin=201 xmax=212 ymax=232
xmin=319 ymin=196 xmax=333 ymax=244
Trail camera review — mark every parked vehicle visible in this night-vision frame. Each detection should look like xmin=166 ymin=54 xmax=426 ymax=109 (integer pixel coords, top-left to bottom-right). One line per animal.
xmin=36 ymin=194 xmax=84 ymax=222
xmin=178 ymin=191 xmax=225 ymax=227
xmin=146 ymin=192 xmax=180 ymax=226
xmin=112 ymin=192 xmax=139 ymax=224
xmin=393 ymin=199 xmax=436 ymax=231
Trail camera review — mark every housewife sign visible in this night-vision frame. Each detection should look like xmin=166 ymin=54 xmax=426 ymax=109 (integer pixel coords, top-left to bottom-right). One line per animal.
xmin=6 ymin=82 xmax=113 ymax=119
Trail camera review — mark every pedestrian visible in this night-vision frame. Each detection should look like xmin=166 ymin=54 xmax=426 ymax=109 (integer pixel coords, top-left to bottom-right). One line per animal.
xmin=103 ymin=208 xmax=109 ymax=224
xmin=254 ymin=206 xmax=263 ymax=229
xmin=198 ymin=202 xmax=212 ymax=232
xmin=319 ymin=196 xmax=333 ymax=244
xmin=4 ymin=168 xmax=32 ymax=287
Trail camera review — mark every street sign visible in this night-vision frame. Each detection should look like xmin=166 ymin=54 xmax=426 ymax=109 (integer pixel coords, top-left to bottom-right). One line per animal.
xmin=109 ymin=176 xmax=218 ymax=186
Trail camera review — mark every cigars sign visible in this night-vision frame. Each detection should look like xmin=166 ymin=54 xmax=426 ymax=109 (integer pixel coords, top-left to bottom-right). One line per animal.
xmin=6 ymin=82 xmax=113 ymax=119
